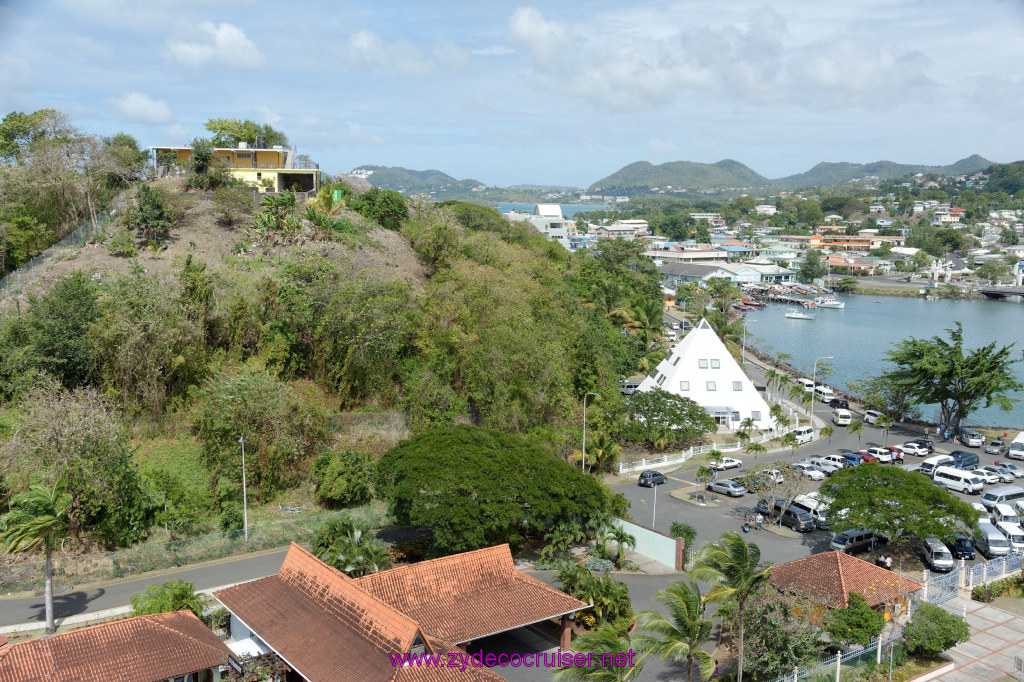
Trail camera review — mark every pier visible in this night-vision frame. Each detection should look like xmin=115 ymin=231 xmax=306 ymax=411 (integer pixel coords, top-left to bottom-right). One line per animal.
xmin=978 ymin=287 xmax=1024 ymax=299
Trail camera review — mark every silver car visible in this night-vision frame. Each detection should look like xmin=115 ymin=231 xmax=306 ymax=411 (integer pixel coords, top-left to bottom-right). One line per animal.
xmin=960 ymin=429 xmax=985 ymax=448
xmin=706 ymin=479 xmax=748 ymax=497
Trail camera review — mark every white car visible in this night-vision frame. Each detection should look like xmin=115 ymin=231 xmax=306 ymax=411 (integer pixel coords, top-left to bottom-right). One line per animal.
xmin=900 ymin=442 xmax=929 ymax=457
xmin=1001 ymin=462 xmax=1024 ymax=478
xmin=792 ymin=463 xmax=826 ymax=481
xmin=971 ymin=469 xmax=1000 ymax=485
xmin=709 ymin=457 xmax=743 ymax=471
xmin=863 ymin=410 xmax=884 ymax=425
xmin=866 ymin=447 xmax=894 ymax=464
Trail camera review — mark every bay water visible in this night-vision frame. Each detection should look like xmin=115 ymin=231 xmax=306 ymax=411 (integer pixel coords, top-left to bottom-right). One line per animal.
xmin=744 ymin=295 xmax=1024 ymax=429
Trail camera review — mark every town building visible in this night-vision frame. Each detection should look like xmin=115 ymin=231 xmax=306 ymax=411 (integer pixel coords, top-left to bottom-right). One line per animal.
xmin=214 ymin=543 xmax=586 ymax=681
xmin=635 ymin=319 xmax=774 ymax=431
xmin=501 ymin=204 xmax=574 ymax=248
xmin=150 ymin=142 xmax=319 ymax=193
xmin=0 ymin=611 xmax=231 ymax=682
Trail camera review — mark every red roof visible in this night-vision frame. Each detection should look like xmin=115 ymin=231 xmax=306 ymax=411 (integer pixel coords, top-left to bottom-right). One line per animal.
xmin=356 ymin=544 xmax=587 ymax=643
xmin=215 ymin=544 xmax=508 ymax=682
xmin=769 ymin=551 xmax=923 ymax=609
xmin=0 ymin=611 xmax=230 ymax=682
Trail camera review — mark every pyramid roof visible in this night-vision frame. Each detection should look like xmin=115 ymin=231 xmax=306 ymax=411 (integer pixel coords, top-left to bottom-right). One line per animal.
xmin=636 ymin=318 xmax=774 ymax=430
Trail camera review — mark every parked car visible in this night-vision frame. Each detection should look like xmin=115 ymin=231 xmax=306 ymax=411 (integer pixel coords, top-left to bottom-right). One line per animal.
xmin=808 ymin=457 xmax=842 ymax=475
xmin=828 ymin=398 xmax=850 ymax=409
xmin=638 ymin=470 xmax=667 ymax=487
xmin=960 ymin=428 xmax=985 ymax=448
xmin=900 ymin=442 xmax=929 ymax=457
xmin=986 ymin=440 xmax=1007 ymax=456
xmin=841 ymin=452 xmax=866 ymax=466
xmin=910 ymin=438 xmax=935 ymax=454
xmin=863 ymin=410 xmax=884 ymax=425
xmin=933 ymin=479 xmax=949 ymax=491
xmin=709 ymin=457 xmax=743 ymax=471
xmin=792 ymin=463 xmax=826 ymax=481
xmin=865 ymin=447 xmax=892 ymax=464
xmin=860 ymin=452 xmax=880 ymax=464
xmin=886 ymin=446 xmax=905 ymax=462
xmin=971 ymin=468 xmax=1000 ymax=485
xmin=1000 ymin=462 xmax=1024 ymax=478
xmin=946 ymin=534 xmax=976 ymax=560
xmin=706 ymin=479 xmax=747 ymax=497
xmin=984 ymin=465 xmax=1016 ymax=484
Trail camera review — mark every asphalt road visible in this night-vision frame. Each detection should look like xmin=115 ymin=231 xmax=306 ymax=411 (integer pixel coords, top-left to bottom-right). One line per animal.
xmin=0 ymin=548 xmax=290 ymax=627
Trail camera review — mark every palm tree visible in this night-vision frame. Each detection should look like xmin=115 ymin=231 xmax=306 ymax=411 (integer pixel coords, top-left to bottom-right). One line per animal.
xmin=0 ymin=483 xmax=72 ymax=634
xmin=541 ymin=522 xmax=587 ymax=566
xmin=789 ymin=385 xmax=812 ymax=414
xmin=587 ymin=432 xmax=623 ymax=477
xmin=130 ymin=579 xmax=206 ymax=618
xmin=779 ymin=431 xmax=798 ymax=452
xmin=312 ymin=518 xmax=392 ymax=577
xmin=628 ymin=299 xmax=664 ymax=346
xmin=776 ymin=374 xmax=793 ymax=396
xmin=745 ymin=441 xmax=766 ymax=461
xmin=552 ymin=622 xmax=647 ymax=681
xmin=821 ymin=425 xmax=834 ymax=446
xmin=605 ymin=526 xmax=637 ymax=568
xmin=635 ymin=581 xmax=714 ymax=681
xmin=763 ymin=369 xmax=778 ymax=397
xmin=694 ymin=464 xmax=714 ymax=503
xmin=594 ymin=279 xmax=632 ymax=322
xmin=739 ymin=417 xmax=756 ymax=433
xmin=689 ymin=531 xmax=773 ymax=682
xmin=848 ymin=419 xmax=864 ymax=444
xmin=876 ymin=415 xmax=895 ymax=445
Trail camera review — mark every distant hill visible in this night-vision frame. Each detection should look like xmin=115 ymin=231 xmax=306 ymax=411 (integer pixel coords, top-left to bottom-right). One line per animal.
xmin=589 ymin=155 xmax=994 ymax=193
xmin=352 ymin=165 xmax=474 ymax=193
xmin=352 ymin=165 xmax=582 ymax=202
xmin=774 ymin=155 xmax=993 ymax=189
xmin=589 ymin=159 xmax=768 ymax=192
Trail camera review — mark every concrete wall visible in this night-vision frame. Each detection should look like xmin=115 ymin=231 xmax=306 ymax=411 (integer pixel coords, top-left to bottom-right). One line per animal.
xmin=613 ymin=517 xmax=684 ymax=571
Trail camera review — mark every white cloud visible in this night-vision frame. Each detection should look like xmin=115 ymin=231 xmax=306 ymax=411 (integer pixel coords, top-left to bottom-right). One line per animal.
xmin=161 ymin=123 xmax=191 ymax=145
xmin=343 ymin=121 xmax=384 ymax=146
xmin=167 ymin=22 xmax=265 ymax=69
xmin=347 ymin=29 xmax=437 ymax=77
xmin=507 ymin=7 xmax=570 ymax=67
xmin=111 ymin=92 xmax=174 ymax=124
xmin=472 ymin=45 xmax=515 ymax=56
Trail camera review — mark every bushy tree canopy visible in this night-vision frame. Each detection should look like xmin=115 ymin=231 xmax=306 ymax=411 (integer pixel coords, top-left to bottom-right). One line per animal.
xmin=203 ymin=118 xmax=288 ymax=148
xmin=374 ymin=425 xmax=627 ymax=557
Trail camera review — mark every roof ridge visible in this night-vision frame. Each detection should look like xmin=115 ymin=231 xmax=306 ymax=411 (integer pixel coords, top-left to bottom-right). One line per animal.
xmin=146 ymin=610 xmax=231 ymax=658
xmin=362 ymin=543 xmax=514 ymax=581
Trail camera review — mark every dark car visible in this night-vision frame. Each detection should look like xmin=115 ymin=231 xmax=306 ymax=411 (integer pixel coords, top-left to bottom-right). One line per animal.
xmin=911 ymin=438 xmax=935 ymax=454
xmin=638 ymin=470 xmax=667 ymax=487
xmin=828 ymin=398 xmax=850 ymax=409
xmin=946 ymin=534 xmax=976 ymax=560
xmin=986 ymin=440 xmax=1007 ymax=456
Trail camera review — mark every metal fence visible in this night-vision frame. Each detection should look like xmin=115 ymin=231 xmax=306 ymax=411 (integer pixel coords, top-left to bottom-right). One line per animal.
xmin=0 ymin=503 xmax=390 ymax=594
xmin=768 ymin=627 xmax=906 ymax=682
xmin=0 ymin=210 xmax=114 ymax=298
xmin=926 ymin=567 xmax=961 ymax=604
xmin=964 ymin=550 xmax=1024 ymax=589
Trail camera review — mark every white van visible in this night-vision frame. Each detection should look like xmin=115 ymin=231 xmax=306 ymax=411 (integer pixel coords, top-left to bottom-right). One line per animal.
xmin=815 ymin=385 xmax=835 ymax=403
xmin=922 ymin=537 xmax=955 ymax=572
xmin=792 ymin=494 xmax=830 ymax=529
xmin=798 ymin=378 xmax=815 ymax=391
xmin=992 ymin=503 xmax=1021 ymax=527
xmin=620 ymin=378 xmax=643 ymax=396
xmin=832 ymin=409 xmax=852 ymax=426
xmin=933 ymin=466 xmax=984 ymax=494
xmin=664 ymin=330 xmax=678 ymax=342
xmin=996 ymin=521 xmax=1024 ymax=553
xmin=791 ymin=425 xmax=814 ymax=445
xmin=919 ymin=455 xmax=955 ymax=479
xmin=976 ymin=520 xmax=1011 ymax=558
xmin=981 ymin=485 xmax=1024 ymax=511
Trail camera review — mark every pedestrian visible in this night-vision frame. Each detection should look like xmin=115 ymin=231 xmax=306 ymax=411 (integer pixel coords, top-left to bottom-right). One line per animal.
xmin=938 ymin=424 xmax=944 ymax=439
xmin=713 ymin=659 xmax=719 ymax=678
xmin=755 ymin=513 xmax=764 ymax=531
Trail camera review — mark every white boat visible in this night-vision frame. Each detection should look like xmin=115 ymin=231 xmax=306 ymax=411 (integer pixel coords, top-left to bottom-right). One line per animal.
xmin=814 ymin=296 xmax=845 ymax=309
xmin=785 ymin=308 xmax=816 ymax=320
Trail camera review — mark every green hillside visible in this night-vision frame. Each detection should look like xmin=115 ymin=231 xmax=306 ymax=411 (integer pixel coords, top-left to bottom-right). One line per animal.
xmin=589 ymin=159 xmax=768 ymax=192
xmin=353 ymin=165 xmax=468 ymax=192
xmin=774 ymin=155 xmax=993 ymax=189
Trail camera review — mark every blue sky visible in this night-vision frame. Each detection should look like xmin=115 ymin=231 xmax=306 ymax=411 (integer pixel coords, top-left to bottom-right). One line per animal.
xmin=1 ymin=0 xmax=1022 ymax=187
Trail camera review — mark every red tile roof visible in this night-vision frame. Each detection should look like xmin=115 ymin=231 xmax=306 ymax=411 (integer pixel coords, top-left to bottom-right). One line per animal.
xmin=356 ymin=544 xmax=587 ymax=643
xmin=0 ymin=611 xmax=230 ymax=682
xmin=769 ymin=551 xmax=923 ymax=609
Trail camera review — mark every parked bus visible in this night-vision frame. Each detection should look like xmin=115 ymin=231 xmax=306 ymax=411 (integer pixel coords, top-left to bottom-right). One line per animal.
xmin=1009 ymin=432 xmax=1024 ymax=461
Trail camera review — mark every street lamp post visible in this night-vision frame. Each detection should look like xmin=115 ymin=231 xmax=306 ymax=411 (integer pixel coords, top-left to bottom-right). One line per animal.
xmin=652 ymin=478 xmax=658 ymax=529
xmin=238 ymin=436 xmax=249 ymax=542
xmin=582 ymin=392 xmax=600 ymax=474
xmin=811 ymin=356 xmax=834 ymax=426
xmin=741 ymin=319 xmax=757 ymax=367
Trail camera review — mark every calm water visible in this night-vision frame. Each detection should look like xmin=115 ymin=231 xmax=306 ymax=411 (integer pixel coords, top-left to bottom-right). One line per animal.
xmin=745 ymin=295 xmax=1024 ymax=428
xmin=497 ymin=202 xmax=610 ymax=218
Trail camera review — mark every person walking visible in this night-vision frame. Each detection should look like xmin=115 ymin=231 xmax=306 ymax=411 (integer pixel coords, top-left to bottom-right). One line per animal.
xmin=713 ymin=659 xmax=719 ymax=678
xmin=755 ymin=513 xmax=764 ymax=532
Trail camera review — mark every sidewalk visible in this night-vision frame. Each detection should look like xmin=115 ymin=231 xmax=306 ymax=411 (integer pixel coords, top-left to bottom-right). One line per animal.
xmin=935 ymin=597 xmax=1024 ymax=680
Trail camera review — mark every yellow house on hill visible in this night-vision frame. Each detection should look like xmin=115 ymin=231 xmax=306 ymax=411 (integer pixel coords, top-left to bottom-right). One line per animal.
xmin=149 ymin=142 xmax=319 ymax=193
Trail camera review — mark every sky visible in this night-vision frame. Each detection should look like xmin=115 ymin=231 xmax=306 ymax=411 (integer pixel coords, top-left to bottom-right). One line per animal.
xmin=1 ymin=0 xmax=1023 ymax=188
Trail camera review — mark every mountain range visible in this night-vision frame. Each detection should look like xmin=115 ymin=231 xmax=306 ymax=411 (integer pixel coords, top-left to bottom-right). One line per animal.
xmin=352 ymin=155 xmax=996 ymax=199
xmin=588 ymin=155 xmax=994 ymax=192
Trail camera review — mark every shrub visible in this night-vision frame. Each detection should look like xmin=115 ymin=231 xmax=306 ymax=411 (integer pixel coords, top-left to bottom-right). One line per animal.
xmin=349 ymin=186 xmax=408 ymax=230
xmin=219 ymin=506 xmax=243 ymax=532
xmin=313 ymin=447 xmax=373 ymax=509
xmin=903 ymin=603 xmax=970 ymax=659
xmin=825 ymin=592 xmax=884 ymax=647
xmin=670 ymin=521 xmax=697 ymax=549
xmin=213 ymin=185 xmax=253 ymax=226
xmin=129 ymin=185 xmax=173 ymax=244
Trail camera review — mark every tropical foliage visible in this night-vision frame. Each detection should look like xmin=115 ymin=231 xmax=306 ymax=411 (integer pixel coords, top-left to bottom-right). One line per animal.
xmin=311 ymin=518 xmax=392 ymax=577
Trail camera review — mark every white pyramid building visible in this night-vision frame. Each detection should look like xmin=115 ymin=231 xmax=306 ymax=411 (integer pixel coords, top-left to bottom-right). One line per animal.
xmin=635 ymin=318 xmax=774 ymax=431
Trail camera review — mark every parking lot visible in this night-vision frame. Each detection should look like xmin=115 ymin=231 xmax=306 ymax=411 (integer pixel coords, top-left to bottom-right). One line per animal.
xmin=615 ymin=422 xmax=1023 ymax=575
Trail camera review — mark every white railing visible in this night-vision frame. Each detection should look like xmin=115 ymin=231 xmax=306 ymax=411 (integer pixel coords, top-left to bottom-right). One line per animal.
xmin=617 ymin=430 xmax=782 ymax=474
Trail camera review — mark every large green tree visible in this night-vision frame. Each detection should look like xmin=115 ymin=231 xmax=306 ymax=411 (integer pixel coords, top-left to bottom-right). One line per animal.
xmin=689 ymin=531 xmax=772 ymax=682
xmin=798 ymin=248 xmax=827 ymax=282
xmin=625 ymin=388 xmax=717 ymax=446
xmin=203 ymin=118 xmax=288 ymax=147
xmin=826 ymin=592 xmax=884 ymax=647
xmin=635 ymin=581 xmax=714 ymax=681
xmin=819 ymin=465 xmax=978 ymax=561
xmin=374 ymin=425 xmax=626 ymax=557
xmin=0 ymin=482 xmax=72 ymax=634
xmin=24 ymin=271 xmax=99 ymax=389
xmin=875 ymin=322 xmax=1023 ymax=433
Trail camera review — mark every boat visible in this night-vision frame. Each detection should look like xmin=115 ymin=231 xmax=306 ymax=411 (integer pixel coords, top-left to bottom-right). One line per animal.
xmin=785 ymin=308 xmax=816 ymax=320
xmin=733 ymin=303 xmax=754 ymax=311
xmin=814 ymin=296 xmax=846 ymax=309
xmin=741 ymin=299 xmax=765 ymax=308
